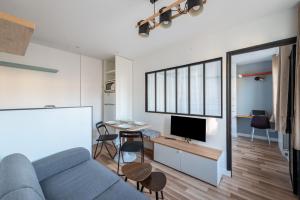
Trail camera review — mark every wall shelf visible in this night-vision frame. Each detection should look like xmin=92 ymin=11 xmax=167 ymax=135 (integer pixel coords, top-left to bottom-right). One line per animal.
xmin=0 ymin=61 xmax=58 ymax=73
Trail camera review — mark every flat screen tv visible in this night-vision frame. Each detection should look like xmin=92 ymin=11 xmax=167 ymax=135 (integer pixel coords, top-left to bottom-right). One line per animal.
xmin=171 ymin=115 xmax=206 ymax=142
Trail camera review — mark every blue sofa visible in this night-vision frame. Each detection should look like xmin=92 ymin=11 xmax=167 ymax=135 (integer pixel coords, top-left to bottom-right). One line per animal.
xmin=0 ymin=148 xmax=149 ymax=200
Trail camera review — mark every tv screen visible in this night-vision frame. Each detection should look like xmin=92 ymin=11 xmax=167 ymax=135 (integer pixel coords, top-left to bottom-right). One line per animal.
xmin=171 ymin=116 xmax=206 ymax=142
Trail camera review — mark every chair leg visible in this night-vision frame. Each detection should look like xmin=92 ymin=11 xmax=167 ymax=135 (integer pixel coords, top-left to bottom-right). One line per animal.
xmin=140 ymin=186 xmax=144 ymax=192
xmin=161 ymin=191 xmax=164 ymax=199
xmin=121 ymin=151 xmax=125 ymax=163
xmin=111 ymin=141 xmax=118 ymax=158
xmin=155 ymin=192 xmax=159 ymax=200
xmin=266 ymin=129 xmax=271 ymax=145
xmin=94 ymin=141 xmax=104 ymax=159
xmin=136 ymin=182 xmax=140 ymax=190
xmin=117 ymin=148 xmax=121 ymax=176
xmin=93 ymin=140 xmax=100 ymax=159
xmin=251 ymin=128 xmax=255 ymax=142
xmin=104 ymin=142 xmax=114 ymax=159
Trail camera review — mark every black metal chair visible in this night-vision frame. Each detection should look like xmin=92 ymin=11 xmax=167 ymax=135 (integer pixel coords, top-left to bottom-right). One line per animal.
xmin=251 ymin=110 xmax=266 ymax=116
xmin=93 ymin=122 xmax=118 ymax=159
xmin=117 ymin=131 xmax=144 ymax=176
xmin=251 ymin=115 xmax=271 ymax=144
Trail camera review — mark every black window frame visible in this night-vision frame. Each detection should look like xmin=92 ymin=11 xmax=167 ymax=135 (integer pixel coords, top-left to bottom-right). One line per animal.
xmin=145 ymin=57 xmax=223 ymax=118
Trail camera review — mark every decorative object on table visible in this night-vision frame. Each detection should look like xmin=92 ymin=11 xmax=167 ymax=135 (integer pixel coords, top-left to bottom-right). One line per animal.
xmin=94 ymin=121 xmax=118 ymax=159
xmin=136 ymin=0 xmax=207 ymax=37
xmin=140 ymin=128 xmax=161 ymax=139
xmin=117 ymin=131 xmax=145 ymax=175
xmin=140 ymin=172 xmax=167 ymax=200
xmin=117 ymin=123 xmax=133 ymax=129
xmin=122 ymin=162 xmax=152 ymax=190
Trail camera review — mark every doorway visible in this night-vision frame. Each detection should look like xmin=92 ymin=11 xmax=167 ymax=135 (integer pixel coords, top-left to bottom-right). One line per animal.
xmin=226 ymin=38 xmax=298 ymax=198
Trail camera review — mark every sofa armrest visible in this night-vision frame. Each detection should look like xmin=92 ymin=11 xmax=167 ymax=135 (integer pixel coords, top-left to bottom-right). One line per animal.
xmin=33 ymin=147 xmax=90 ymax=182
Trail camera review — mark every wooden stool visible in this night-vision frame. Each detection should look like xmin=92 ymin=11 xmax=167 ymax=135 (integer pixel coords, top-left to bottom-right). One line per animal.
xmin=140 ymin=172 xmax=167 ymax=200
xmin=122 ymin=162 xmax=152 ymax=190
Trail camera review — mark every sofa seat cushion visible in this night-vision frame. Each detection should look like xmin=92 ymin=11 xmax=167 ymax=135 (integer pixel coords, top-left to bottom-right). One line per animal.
xmin=94 ymin=180 xmax=149 ymax=200
xmin=0 ymin=154 xmax=45 ymax=200
xmin=40 ymin=160 xmax=119 ymax=200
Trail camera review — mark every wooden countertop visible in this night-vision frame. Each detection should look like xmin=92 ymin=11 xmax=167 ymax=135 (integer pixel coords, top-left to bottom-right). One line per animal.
xmin=151 ymin=136 xmax=222 ymax=161
xmin=236 ymin=115 xmax=254 ymax=119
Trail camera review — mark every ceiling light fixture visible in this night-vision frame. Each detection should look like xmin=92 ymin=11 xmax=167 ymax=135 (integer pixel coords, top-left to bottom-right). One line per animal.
xmin=137 ymin=0 xmax=207 ymax=37
xmin=159 ymin=7 xmax=172 ymax=28
xmin=138 ymin=20 xmax=150 ymax=37
xmin=187 ymin=0 xmax=204 ymax=16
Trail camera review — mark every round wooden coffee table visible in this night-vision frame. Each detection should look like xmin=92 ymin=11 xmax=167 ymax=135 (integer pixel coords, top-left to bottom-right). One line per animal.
xmin=122 ymin=162 xmax=152 ymax=190
xmin=140 ymin=172 xmax=167 ymax=200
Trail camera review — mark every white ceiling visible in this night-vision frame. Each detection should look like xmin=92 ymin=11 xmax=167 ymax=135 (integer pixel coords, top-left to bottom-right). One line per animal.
xmin=0 ymin=0 xmax=298 ymax=59
xmin=232 ymin=47 xmax=279 ymax=66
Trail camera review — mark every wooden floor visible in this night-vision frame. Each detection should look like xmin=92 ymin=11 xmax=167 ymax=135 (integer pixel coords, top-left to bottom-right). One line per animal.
xmin=94 ymin=137 xmax=297 ymax=200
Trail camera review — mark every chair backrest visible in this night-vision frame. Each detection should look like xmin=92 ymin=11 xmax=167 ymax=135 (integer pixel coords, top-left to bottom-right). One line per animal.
xmin=95 ymin=121 xmax=108 ymax=135
xmin=251 ymin=115 xmax=271 ymax=129
xmin=119 ymin=131 xmax=143 ymax=140
xmin=251 ymin=110 xmax=266 ymax=116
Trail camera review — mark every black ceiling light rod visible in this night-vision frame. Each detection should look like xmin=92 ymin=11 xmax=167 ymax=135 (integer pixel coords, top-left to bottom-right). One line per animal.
xmin=137 ymin=0 xmax=207 ymax=37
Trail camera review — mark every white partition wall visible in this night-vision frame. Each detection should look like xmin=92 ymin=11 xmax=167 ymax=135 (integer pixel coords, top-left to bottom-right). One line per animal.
xmin=115 ymin=56 xmax=133 ymax=121
xmin=0 ymin=107 xmax=92 ymax=161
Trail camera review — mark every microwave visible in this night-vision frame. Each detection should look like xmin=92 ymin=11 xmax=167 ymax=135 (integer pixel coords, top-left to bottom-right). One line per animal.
xmin=105 ymin=80 xmax=115 ymax=93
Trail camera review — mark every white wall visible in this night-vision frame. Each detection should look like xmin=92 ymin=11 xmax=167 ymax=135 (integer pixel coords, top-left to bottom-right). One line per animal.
xmin=132 ymin=8 xmax=297 ymax=172
xmin=0 ymin=107 xmax=92 ymax=161
xmin=0 ymin=43 xmax=103 ymax=143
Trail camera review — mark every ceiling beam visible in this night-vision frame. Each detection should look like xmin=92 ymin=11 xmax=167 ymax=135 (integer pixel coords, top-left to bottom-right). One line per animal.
xmin=0 ymin=12 xmax=35 ymax=56
xmin=137 ymin=0 xmax=207 ymax=28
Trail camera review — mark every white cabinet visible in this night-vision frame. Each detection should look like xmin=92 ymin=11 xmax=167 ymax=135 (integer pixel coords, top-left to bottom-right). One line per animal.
xmin=180 ymin=151 xmax=218 ymax=185
xmin=153 ymin=138 xmax=223 ymax=186
xmin=154 ymin=144 xmax=181 ymax=170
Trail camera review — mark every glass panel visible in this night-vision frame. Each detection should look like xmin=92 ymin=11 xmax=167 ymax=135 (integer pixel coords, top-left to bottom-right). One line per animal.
xmin=156 ymin=72 xmax=165 ymax=112
xmin=205 ymin=61 xmax=222 ymax=116
xmin=147 ymin=73 xmax=155 ymax=111
xmin=190 ymin=64 xmax=204 ymax=115
xmin=177 ymin=67 xmax=189 ymax=114
xmin=166 ymin=70 xmax=176 ymax=113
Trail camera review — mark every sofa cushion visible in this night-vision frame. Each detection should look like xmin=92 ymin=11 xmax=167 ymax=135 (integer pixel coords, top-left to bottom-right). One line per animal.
xmin=1 ymin=188 xmax=43 ymax=200
xmin=40 ymin=159 xmax=120 ymax=200
xmin=94 ymin=180 xmax=149 ymax=200
xmin=33 ymin=147 xmax=90 ymax=182
xmin=0 ymin=154 xmax=45 ymax=200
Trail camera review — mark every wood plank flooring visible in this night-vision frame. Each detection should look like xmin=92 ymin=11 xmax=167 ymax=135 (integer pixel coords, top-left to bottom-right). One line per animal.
xmin=94 ymin=137 xmax=297 ymax=200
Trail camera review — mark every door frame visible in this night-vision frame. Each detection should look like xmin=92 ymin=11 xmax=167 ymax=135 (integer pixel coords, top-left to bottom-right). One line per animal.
xmin=226 ymin=37 xmax=297 ymax=171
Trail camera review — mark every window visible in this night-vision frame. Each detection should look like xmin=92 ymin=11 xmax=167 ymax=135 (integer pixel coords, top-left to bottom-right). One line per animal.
xmin=145 ymin=57 xmax=222 ymax=118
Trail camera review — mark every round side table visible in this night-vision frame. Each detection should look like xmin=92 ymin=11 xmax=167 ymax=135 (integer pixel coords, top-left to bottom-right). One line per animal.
xmin=122 ymin=162 xmax=152 ymax=190
xmin=140 ymin=172 xmax=167 ymax=200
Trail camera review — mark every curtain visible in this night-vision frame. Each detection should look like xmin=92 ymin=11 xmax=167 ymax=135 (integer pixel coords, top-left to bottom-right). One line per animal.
xmin=190 ymin=64 xmax=204 ymax=115
xmin=294 ymin=6 xmax=300 ymax=150
xmin=271 ymin=55 xmax=279 ymax=123
xmin=275 ymin=45 xmax=292 ymax=134
xmin=156 ymin=72 xmax=165 ymax=112
xmin=177 ymin=67 xmax=189 ymax=114
xmin=166 ymin=70 xmax=176 ymax=113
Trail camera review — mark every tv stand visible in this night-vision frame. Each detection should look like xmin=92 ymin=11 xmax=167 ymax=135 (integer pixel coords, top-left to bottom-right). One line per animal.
xmin=152 ymin=136 xmax=223 ymax=186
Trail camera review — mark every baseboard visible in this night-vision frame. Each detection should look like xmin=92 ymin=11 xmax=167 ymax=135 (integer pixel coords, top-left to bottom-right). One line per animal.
xmin=222 ymin=169 xmax=231 ymax=177
xmin=237 ymin=133 xmax=278 ymax=142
